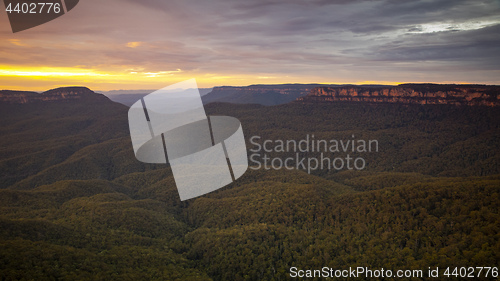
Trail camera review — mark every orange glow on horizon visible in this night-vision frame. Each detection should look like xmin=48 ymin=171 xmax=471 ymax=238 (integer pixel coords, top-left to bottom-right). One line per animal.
xmin=0 ymin=65 xmax=490 ymax=92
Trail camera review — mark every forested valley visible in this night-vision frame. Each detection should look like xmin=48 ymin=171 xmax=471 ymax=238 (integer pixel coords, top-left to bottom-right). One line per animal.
xmin=0 ymin=94 xmax=498 ymax=280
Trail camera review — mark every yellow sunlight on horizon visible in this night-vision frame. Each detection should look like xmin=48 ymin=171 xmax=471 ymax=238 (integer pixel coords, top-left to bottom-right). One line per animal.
xmin=0 ymin=65 xmax=419 ymax=92
xmin=0 ymin=65 xmax=195 ymax=91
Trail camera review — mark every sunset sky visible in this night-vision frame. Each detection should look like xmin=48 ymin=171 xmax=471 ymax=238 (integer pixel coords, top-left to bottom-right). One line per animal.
xmin=1 ymin=0 xmax=499 ymax=91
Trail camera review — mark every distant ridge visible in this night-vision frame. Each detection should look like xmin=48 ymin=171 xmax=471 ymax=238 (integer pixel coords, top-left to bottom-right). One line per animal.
xmin=3 ymin=84 xmax=499 ymax=106
xmin=0 ymin=87 xmax=111 ymax=104
xmin=103 ymin=88 xmax=213 ymax=107
xmin=202 ymin=84 xmax=329 ymax=106
xmin=298 ymin=84 xmax=500 ymax=106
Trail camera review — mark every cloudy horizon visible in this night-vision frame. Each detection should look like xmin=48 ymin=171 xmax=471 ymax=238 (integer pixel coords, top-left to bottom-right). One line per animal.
xmin=1 ymin=0 xmax=499 ymax=91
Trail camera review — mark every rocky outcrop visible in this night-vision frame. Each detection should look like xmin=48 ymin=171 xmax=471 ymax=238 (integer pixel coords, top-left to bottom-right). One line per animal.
xmin=0 ymin=87 xmax=110 ymax=104
xmin=298 ymin=84 xmax=500 ymax=106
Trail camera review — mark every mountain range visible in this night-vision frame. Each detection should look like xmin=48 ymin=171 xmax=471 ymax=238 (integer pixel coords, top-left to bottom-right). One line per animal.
xmin=102 ymin=88 xmax=213 ymax=107
xmin=7 ymin=84 xmax=499 ymax=107
xmin=200 ymin=84 xmax=325 ymax=106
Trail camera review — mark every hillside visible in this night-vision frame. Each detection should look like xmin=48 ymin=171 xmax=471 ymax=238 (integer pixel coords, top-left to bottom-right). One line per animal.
xmin=0 ymin=87 xmax=157 ymax=189
xmin=0 ymin=87 xmax=110 ymax=104
xmin=0 ymin=86 xmax=499 ymax=280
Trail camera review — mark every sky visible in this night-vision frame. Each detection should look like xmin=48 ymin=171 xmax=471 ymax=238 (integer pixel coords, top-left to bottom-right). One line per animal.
xmin=1 ymin=0 xmax=499 ymax=91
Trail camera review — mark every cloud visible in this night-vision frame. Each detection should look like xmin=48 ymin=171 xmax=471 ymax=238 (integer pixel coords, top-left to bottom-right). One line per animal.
xmin=126 ymin=42 xmax=142 ymax=48
xmin=370 ymin=24 xmax=500 ymax=66
xmin=0 ymin=0 xmax=499 ymax=89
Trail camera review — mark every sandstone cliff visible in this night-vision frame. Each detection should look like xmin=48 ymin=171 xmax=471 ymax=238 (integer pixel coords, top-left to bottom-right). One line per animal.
xmin=298 ymin=84 xmax=500 ymax=106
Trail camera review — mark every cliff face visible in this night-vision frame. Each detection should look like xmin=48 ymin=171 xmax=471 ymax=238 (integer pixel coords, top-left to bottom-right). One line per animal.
xmin=298 ymin=84 xmax=500 ymax=106
xmin=0 ymin=87 xmax=110 ymax=104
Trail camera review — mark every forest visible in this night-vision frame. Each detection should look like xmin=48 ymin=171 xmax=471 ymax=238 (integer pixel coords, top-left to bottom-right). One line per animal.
xmin=0 ymin=96 xmax=498 ymax=280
